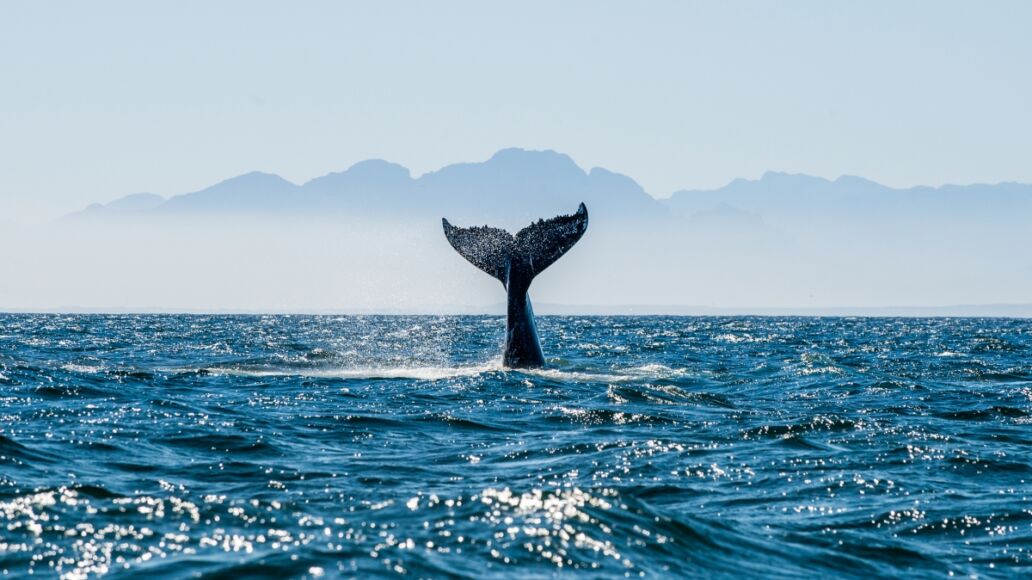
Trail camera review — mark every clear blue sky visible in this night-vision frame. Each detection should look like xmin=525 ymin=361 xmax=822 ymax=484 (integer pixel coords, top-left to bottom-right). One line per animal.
xmin=2 ymin=0 xmax=1031 ymax=222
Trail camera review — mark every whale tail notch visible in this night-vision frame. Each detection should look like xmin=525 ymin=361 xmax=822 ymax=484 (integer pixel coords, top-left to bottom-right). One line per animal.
xmin=442 ymin=203 xmax=588 ymax=285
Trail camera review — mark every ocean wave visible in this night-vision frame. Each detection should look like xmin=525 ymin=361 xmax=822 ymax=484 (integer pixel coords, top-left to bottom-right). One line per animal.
xmin=0 ymin=314 xmax=1028 ymax=578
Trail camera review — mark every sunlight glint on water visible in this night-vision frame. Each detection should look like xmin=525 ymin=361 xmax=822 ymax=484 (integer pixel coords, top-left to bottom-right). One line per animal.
xmin=0 ymin=314 xmax=1030 ymax=578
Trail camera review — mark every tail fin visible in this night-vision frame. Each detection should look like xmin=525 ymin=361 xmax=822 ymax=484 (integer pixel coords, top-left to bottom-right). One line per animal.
xmin=440 ymin=221 xmax=514 ymax=283
xmin=442 ymin=203 xmax=588 ymax=284
xmin=515 ymin=203 xmax=589 ymax=277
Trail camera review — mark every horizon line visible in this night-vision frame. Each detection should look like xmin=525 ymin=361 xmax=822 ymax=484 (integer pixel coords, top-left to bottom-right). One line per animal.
xmin=4 ymin=303 xmax=1032 ymax=319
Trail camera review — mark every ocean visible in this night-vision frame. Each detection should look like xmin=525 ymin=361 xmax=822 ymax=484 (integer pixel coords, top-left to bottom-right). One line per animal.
xmin=0 ymin=314 xmax=1029 ymax=578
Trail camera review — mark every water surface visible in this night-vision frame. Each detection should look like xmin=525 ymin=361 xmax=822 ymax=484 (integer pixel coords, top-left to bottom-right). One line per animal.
xmin=1 ymin=315 xmax=1030 ymax=578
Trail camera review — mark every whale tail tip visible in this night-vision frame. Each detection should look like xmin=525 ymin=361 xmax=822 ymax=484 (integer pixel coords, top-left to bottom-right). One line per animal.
xmin=442 ymin=203 xmax=588 ymax=284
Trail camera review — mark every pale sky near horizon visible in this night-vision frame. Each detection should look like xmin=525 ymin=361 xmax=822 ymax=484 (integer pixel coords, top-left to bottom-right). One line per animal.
xmin=2 ymin=0 xmax=1031 ymax=223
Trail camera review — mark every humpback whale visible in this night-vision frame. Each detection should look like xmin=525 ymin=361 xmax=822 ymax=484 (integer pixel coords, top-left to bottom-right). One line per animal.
xmin=443 ymin=203 xmax=589 ymax=369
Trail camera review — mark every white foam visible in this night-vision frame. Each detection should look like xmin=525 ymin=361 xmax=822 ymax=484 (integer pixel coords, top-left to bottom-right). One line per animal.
xmin=61 ymin=363 xmax=104 ymax=374
xmin=183 ymin=361 xmax=688 ymax=383
xmin=202 ymin=362 xmax=502 ymax=381
xmin=518 ymin=363 xmax=687 ymax=383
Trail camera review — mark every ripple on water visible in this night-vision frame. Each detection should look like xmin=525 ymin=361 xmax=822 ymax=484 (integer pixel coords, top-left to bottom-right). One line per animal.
xmin=0 ymin=314 xmax=1029 ymax=578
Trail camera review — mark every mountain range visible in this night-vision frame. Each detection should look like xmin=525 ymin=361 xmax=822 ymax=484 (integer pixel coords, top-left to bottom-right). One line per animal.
xmin=37 ymin=148 xmax=1032 ymax=313
xmin=73 ymin=149 xmax=664 ymax=229
xmin=72 ymin=147 xmax=1032 ymax=238
xmin=74 ymin=145 xmax=1032 ymax=217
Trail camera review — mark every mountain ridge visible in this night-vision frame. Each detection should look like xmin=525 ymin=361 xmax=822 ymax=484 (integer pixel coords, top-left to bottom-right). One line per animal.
xmin=73 ymin=148 xmax=1032 ymax=222
xmin=68 ymin=148 xmax=669 ymax=226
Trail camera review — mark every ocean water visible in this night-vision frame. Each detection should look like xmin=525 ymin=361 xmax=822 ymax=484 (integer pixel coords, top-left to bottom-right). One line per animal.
xmin=0 ymin=314 xmax=1030 ymax=579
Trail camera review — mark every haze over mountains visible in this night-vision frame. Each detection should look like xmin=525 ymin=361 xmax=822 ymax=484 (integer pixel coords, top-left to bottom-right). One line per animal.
xmin=73 ymin=148 xmax=665 ymax=229
xmin=74 ymin=146 xmax=1032 ymax=230
xmin=5 ymin=148 xmax=1031 ymax=314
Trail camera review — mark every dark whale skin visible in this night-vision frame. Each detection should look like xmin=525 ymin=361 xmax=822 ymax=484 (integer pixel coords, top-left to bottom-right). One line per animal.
xmin=442 ymin=203 xmax=588 ymax=368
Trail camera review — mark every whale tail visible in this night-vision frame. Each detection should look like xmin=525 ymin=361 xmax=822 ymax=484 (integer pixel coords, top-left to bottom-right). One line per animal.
xmin=442 ymin=203 xmax=588 ymax=368
xmin=442 ymin=203 xmax=588 ymax=286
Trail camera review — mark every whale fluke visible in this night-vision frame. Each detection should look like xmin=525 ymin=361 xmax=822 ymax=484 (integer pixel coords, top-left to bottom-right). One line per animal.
xmin=515 ymin=203 xmax=590 ymax=277
xmin=440 ymin=222 xmax=514 ymax=283
xmin=443 ymin=203 xmax=589 ymax=368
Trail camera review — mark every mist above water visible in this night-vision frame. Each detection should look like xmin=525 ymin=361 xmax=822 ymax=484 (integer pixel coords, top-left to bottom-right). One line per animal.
xmin=4 ymin=150 xmax=1031 ymax=313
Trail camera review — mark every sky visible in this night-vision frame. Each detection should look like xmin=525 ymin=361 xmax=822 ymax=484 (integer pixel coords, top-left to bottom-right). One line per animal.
xmin=2 ymin=0 xmax=1032 ymax=224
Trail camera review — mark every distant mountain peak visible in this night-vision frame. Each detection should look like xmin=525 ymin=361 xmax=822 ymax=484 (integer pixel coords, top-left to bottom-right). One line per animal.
xmin=833 ymin=174 xmax=884 ymax=190
xmin=484 ymin=148 xmax=585 ymax=176
xmin=758 ymin=171 xmax=831 ymax=186
xmin=209 ymin=171 xmax=297 ymax=190
xmin=304 ymin=159 xmax=412 ymax=193
xmin=345 ymin=159 xmax=411 ymax=178
xmin=489 ymin=147 xmax=571 ymax=161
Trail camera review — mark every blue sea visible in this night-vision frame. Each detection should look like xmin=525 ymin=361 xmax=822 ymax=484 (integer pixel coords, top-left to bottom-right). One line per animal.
xmin=1 ymin=315 xmax=1030 ymax=578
